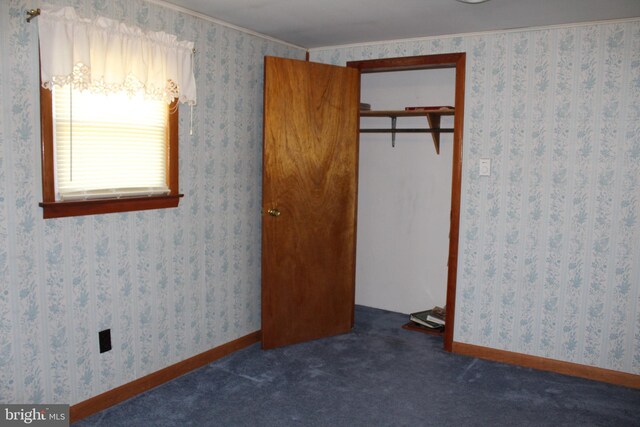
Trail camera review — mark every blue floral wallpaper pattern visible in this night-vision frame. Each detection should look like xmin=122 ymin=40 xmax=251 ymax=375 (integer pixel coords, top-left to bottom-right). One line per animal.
xmin=0 ymin=0 xmax=304 ymax=404
xmin=1 ymin=0 xmax=638 ymax=407
xmin=311 ymin=19 xmax=640 ymax=375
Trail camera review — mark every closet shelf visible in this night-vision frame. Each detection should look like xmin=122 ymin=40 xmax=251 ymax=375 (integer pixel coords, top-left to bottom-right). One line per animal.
xmin=359 ymin=108 xmax=454 ymax=154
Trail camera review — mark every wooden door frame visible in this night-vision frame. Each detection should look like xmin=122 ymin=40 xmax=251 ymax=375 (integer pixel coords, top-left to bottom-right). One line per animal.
xmin=347 ymin=53 xmax=465 ymax=352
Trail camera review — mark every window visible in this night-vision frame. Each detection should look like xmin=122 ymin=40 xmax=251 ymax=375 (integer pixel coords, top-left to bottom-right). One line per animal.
xmin=40 ymin=86 xmax=181 ymax=218
xmin=36 ymin=6 xmax=196 ymax=219
xmin=53 ymin=86 xmax=172 ymax=200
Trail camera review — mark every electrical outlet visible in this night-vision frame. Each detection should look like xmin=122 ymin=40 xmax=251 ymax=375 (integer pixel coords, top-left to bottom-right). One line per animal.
xmin=479 ymin=158 xmax=491 ymax=176
xmin=99 ymin=329 xmax=112 ymax=353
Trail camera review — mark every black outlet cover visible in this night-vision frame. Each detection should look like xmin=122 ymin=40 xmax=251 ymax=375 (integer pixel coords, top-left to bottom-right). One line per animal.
xmin=99 ymin=329 xmax=112 ymax=353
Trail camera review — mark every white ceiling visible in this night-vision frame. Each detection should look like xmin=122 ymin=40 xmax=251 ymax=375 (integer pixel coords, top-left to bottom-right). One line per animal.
xmin=162 ymin=0 xmax=640 ymax=48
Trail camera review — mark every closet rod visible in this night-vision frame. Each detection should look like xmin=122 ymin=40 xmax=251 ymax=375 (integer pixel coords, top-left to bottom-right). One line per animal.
xmin=360 ymin=128 xmax=454 ymax=133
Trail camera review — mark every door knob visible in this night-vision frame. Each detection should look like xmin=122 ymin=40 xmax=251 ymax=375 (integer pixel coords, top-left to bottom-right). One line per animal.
xmin=268 ymin=208 xmax=281 ymax=217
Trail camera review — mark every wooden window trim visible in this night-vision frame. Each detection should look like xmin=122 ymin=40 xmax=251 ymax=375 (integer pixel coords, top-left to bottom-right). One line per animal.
xmin=39 ymin=85 xmax=183 ymax=219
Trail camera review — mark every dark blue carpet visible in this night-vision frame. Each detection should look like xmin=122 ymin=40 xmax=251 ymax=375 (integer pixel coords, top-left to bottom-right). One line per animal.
xmin=75 ymin=306 xmax=640 ymax=426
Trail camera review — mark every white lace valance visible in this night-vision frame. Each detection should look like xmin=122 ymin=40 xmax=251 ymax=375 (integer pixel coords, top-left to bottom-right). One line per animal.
xmin=37 ymin=6 xmax=196 ymax=105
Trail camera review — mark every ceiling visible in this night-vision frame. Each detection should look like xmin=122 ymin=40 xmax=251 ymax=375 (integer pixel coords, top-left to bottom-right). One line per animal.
xmin=162 ymin=0 xmax=640 ymax=48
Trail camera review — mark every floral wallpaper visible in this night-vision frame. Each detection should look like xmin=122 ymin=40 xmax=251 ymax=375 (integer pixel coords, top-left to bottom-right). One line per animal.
xmin=311 ymin=19 xmax=640 ymax=375
xmin=0 ymin=0 xmax=304 ymax=404
xmin=1 ymin=0 xmax=638 ymax=408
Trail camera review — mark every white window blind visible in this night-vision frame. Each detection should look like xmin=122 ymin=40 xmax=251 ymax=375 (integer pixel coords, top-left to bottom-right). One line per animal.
xmin=52 ymin=85 xmax=170 ymax=201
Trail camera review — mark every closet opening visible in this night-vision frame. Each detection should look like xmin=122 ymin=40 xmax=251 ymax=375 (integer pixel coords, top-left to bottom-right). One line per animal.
xmin=347 ymin=54 xmax=465 ymax=352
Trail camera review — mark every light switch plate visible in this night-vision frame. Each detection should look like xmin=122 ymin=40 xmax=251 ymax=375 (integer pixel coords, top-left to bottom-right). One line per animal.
xmin=479 ymin=158 xmax=491 ymax=176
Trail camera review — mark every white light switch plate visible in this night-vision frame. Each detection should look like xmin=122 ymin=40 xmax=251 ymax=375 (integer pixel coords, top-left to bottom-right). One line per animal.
xmin=479 ymin=158 xmax=491 ymax=176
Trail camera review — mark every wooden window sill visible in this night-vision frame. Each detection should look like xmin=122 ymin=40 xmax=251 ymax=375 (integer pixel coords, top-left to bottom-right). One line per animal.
xmin=39 ymin=194 xmax=184 ymax=219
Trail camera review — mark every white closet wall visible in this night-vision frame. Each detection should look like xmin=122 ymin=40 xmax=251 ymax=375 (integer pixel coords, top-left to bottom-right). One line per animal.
xmin=356 ymin=69 xmax=455 ymax=314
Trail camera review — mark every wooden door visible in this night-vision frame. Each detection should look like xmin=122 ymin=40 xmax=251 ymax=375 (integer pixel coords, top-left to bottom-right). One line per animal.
xmin=262 ymin=56 xmax=360 ymax=349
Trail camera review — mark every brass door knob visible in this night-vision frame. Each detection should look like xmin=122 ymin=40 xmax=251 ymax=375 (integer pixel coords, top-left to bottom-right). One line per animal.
xmin=268 ymin=208 xmax=281 ymax=217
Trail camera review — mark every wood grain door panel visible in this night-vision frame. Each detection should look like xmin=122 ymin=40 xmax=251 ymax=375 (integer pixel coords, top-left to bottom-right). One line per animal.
xmin=262 ymin=56 xmax=359 ymax=349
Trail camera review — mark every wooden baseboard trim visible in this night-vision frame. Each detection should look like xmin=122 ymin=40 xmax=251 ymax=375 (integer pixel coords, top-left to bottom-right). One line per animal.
xmin=452 ymin=341 xmax=640 ymax=389
xmin=71 ymin=330 xmax=261 ymax=423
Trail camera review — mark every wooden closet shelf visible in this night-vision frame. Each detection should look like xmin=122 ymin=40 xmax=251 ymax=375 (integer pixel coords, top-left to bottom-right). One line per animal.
xmin=359 ymin=108 xmax=455 ymax=153
xmin=359 ymin=108 xmax=455 ymax=118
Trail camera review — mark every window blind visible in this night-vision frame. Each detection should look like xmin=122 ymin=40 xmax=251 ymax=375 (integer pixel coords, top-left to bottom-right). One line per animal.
xmin=52 ymin=86 xmax=169 ymax=201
